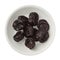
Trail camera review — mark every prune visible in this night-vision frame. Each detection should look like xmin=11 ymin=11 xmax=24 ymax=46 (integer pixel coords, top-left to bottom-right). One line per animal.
xmin=37 ymin=19 xmax=49 ymax=31
xmin=24 ymin=24 xmax=34 ymax=37
xmin=12 ymin=20 xmax=24 ymax=31
xmin=28 ymin=12 xmax=39 ymax=26
xmin=25 ymin=37 xmax=35 ymax=49
xmin=35 ymin=30 xmax=46 ymax=41
xmin=39 ymin=32 xmax=49 ymax=43
xmin=18 ymin=16 xmax=28 ymax=24
xmin=39 ymin=23 xmax=49 ymax=31
xmin=13 ymin=31 xmax=24 ymax=42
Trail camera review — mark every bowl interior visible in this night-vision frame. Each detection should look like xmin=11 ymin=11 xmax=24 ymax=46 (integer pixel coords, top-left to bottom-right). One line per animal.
xmin=6 ymin=6 xmax=55 ymax=55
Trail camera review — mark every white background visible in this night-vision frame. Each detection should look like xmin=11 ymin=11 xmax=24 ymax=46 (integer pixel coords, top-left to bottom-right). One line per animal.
xmin=0 ymin=0 xmax=60 ymax=60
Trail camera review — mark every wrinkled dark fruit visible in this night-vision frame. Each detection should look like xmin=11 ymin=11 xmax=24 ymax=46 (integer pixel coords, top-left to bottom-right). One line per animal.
xmin=35 ymin=30 xmax=46 ymax=41
xmin=18 ymin=16 xmax=28 ymax=23
xmin=28 ymin=12 xmax=39 ymax=26
xmin=37 ymin=19 xmax=49 ymax=31
xmin=12 ymin=20 xmax=24 ymax=31
xmin=39 ymin=32 xmax=49 ymax=43
xmin=13 ymin=31 xmax=24 ymax=42
xmin=24 ymin=24 xmax=34 ymax=37
xmin=25 ymin=37 xmax=35 ymax=49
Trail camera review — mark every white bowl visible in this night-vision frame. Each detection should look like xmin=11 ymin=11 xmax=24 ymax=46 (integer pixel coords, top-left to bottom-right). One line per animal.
xmin=6 ymin=5 xmax=56 ymax=56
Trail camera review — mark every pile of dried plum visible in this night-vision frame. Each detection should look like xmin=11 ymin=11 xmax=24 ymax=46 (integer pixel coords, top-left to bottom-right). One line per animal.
xmin=12 ymin=12 xmax=49 ymax=49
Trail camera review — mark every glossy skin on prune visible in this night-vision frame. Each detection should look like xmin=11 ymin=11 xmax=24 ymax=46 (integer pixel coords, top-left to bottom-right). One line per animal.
xmin=25 ymin=37 xmax=35 ymax=49
xmin=37 ymin=19 xmax=49 ymax=31
xmin=28 ymin=12 xmax=39 ymax=26
xmin=38 ymin=19 xmax=49 ymax=24
xmin=12 ymin=20 xmax=24 ymax=31
xmin=18 ymin=16 xmax=28 ymax=24
xmin=39 ymin=32 xmax=49 ymax=43
xmin=13 ymin=31 xmax=24 ymax=42
xmin=35 ymin=30 xmax=46 ymax=41
xmin=24 ymin=24 xmax=34 ymax=37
